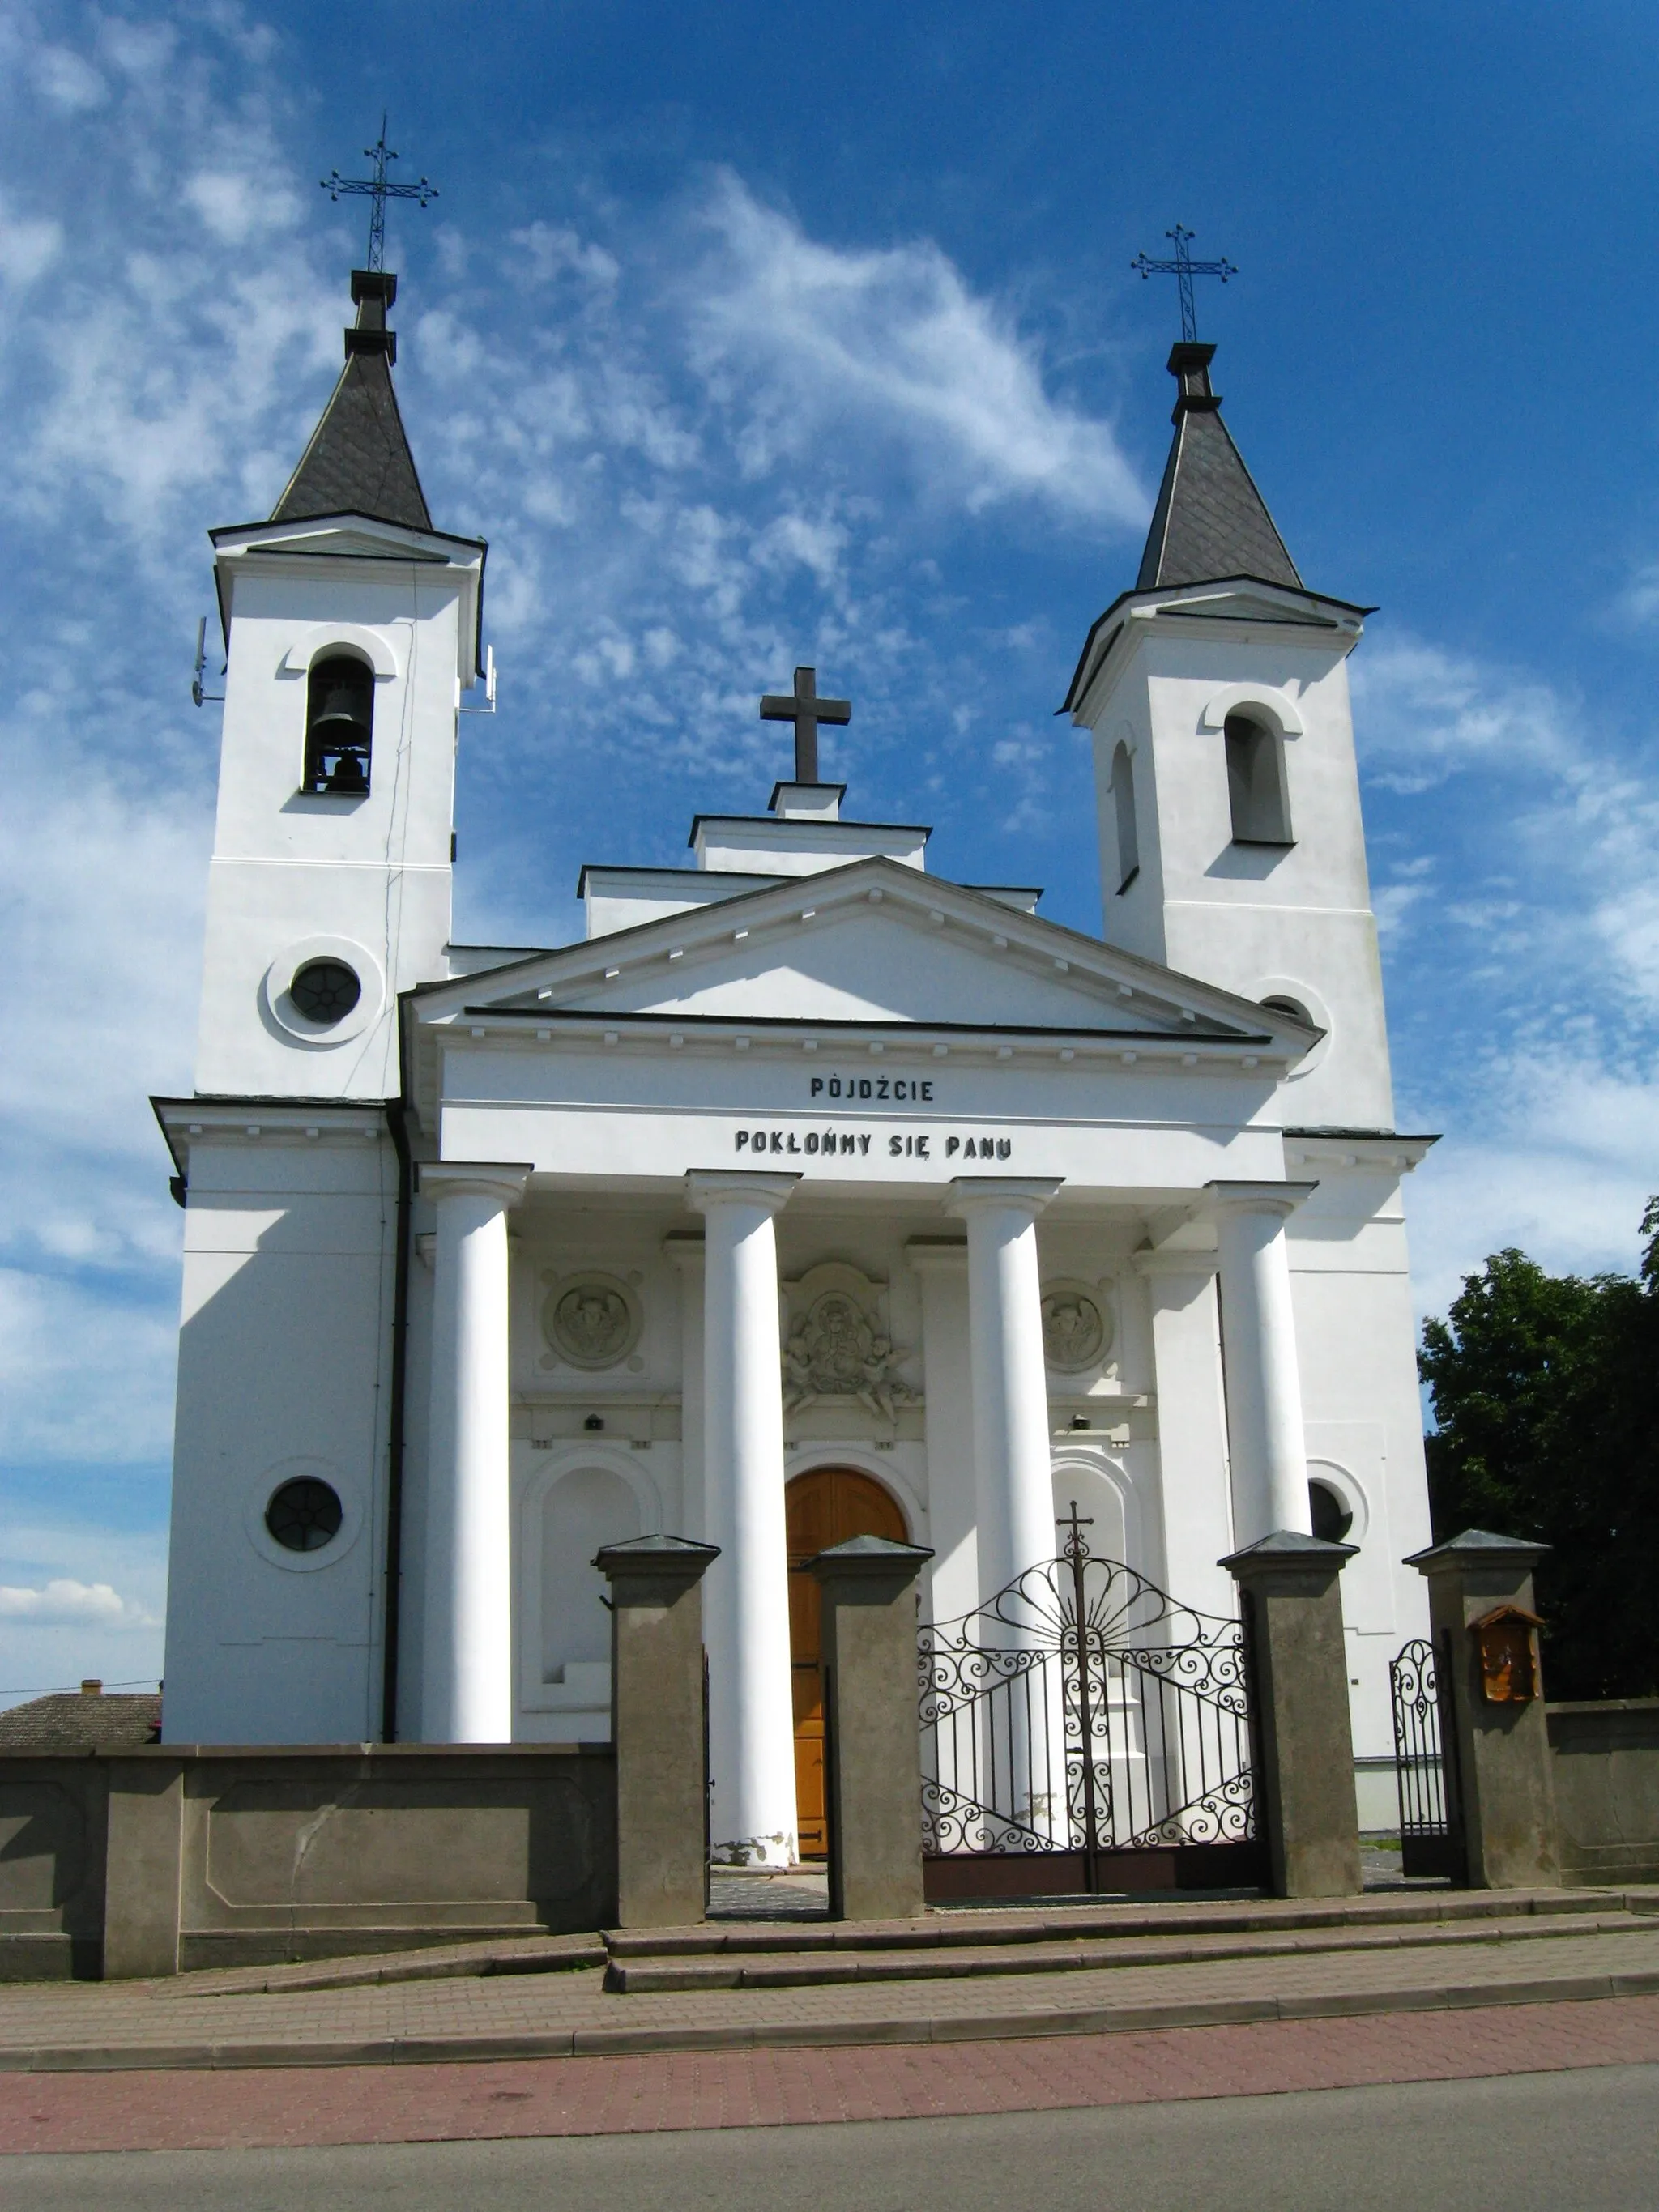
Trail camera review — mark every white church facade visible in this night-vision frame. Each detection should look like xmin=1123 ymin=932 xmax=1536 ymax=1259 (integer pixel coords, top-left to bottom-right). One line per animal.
xmin=157 ymin=267 xmax=1435 ymax=1862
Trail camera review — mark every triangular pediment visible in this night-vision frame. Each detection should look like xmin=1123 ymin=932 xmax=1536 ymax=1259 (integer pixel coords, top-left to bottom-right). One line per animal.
xmin=412 ymin=858 xmax=1314 ymax=1053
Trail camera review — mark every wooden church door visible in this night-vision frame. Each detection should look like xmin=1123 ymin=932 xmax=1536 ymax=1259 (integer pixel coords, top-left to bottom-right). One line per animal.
xmin=786 ymin=1467 xmax=909 ymax=1860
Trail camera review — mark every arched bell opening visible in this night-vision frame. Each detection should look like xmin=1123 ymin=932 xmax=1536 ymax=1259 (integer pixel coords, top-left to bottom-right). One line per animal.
xmin=1224 ymin=712 xmax=1293 ymax=846
xmin=303 ymin=653 xmax=375 ymax=794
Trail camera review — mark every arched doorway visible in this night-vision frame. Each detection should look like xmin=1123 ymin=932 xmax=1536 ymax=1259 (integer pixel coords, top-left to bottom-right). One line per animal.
xmin=786 ymin=1467 xmax=910 ymax=1859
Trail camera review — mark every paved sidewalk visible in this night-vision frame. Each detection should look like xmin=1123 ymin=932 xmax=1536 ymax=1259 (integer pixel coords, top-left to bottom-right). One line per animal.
xmin=2 ymin=1994 xmax=1656 ymax=2154
xmin=1 ymin=1921 xmax=1657 ymax=2070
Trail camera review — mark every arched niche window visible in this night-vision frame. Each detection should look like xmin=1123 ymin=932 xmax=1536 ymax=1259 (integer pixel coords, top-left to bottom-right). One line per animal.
xmin=303 ymin=653 xmax=374 ymax=795
xmin=539 ymin=1466 xmax=642 ymax=1686
xmin=1225 ymin=714 xmax=1292 ymax=846
xmin=1111 ymin=740 xmax=1139 ymax=892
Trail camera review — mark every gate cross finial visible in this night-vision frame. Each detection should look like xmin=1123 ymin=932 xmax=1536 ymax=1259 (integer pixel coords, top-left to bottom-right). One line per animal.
xmin=1057 ymin=1500 xmax=1094 ymax=1565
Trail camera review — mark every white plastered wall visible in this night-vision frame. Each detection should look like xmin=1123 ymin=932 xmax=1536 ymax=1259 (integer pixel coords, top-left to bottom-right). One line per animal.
xmin=1285 ymin=1161 xmax=1434 ymax=1767
xmin=194 ymin=557 xmax=461 ymax=1101
xmin=161 ymin=1130 xmax=396 ymax=1744
xmin=1085 ymin=621 xmax=1394 ymax=1131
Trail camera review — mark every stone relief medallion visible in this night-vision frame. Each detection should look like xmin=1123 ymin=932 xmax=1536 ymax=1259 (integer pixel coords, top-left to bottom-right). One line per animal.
xmin=541 ymin=1272 xmax=642 ymax=1370
xmin=1040 ymin=1281 xmax=1112 ymax=1373
xmin=781 ymin=1261 xmax=914 ymax=1424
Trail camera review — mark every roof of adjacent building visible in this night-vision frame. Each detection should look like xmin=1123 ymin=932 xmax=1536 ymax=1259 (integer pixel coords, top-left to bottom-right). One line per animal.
xmin=270 ymin=269 xmax=433 ymax=533
xmin=1137 ymin=342 xmax=1302 ymax=593
xmin=0 ymin=1690 xmax=161 ymax=1752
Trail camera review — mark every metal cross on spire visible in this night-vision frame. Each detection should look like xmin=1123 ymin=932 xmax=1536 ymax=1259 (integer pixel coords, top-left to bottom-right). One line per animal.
xmin=760 ymin=666 xmax=851 ymax=784
xmin=1130 ymin=224 xmax=1236 ymax=344
xmin=322 ymin=115 xmax=437 ymax=273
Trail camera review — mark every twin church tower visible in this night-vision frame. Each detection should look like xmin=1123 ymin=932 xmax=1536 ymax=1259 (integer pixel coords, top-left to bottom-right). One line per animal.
xmin=158 ymin=243 xmax=1427 ymax=1861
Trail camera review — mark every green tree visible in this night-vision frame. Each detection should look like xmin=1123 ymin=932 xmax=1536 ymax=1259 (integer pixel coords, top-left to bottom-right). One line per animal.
xmin=1418 ymin=1201 xmax=1659 ymax=1701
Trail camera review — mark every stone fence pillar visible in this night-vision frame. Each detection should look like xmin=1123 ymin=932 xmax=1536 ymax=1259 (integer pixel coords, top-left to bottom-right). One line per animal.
xmin=1224 ymin=1531 xmax=1362 ymax=1899
xmin=598 ymin=1535 xmax=720 ymax=1928
xmin=103 ymin=1757 xmax=184 ymax=1979
xmin=809 ymin=1535 xmax=934 ymax=1921
xmin=1405 ymin=1529 xmax=1558 ymax=1889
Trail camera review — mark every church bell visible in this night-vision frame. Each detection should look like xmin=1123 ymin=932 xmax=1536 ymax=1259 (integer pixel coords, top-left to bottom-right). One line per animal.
xmin=304 ymin=655 xmax=374 ymax=792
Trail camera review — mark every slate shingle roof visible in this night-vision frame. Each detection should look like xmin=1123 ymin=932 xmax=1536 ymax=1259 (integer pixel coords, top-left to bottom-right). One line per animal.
xmin=270 ymin=271 xmax=433 ymax=533
xmin=1137 ymin=343 xmax=1302 ymax=593
xmin=0 ymin=1691 xmax=161 ymax=1752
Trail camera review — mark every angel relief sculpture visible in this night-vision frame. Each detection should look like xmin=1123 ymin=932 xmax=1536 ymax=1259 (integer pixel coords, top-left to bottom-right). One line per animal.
xmin=783 ymin=1286 xmax=914 ymax=1425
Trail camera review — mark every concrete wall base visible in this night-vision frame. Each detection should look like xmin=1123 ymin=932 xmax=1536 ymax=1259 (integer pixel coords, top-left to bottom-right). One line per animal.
xmin=1549 ymin=1699 xmax=1659 ymax=1888
xmin=0 ymin=1745 xmax=616 ymax=1980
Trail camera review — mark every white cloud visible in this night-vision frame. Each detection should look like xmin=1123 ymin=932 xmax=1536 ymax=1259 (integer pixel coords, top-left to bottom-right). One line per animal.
xmin=182 ymin=168 xmax=300 ymax=246
xmin=687 ymin=173 xmax=1145 ymax=525
xmin=0 ymin=196 xmax=61 ymax=287
xmin=1405 ymin=1046 xmax=1659 ymax=1320
xmin=1615 ymin=560 xmax=1659 ymax=627
xmin=0 ymin=1578 xmax=156 ymax=1628
xmin=30 ymin=42 xmax=107 ymax=112
xmin=1372 ymin=876 xmax=1431 ymax=944
xmin=1351 ymin=634 xmax=1574 ymax=792
xmin=0 ymin=1265 xmax=179 ymax=1463
xmin=513 ymin=220 xmax=620 ymax=292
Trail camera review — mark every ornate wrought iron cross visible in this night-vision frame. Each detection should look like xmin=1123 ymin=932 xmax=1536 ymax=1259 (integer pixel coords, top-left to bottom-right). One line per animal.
xmin=1057 ymin=1501 xmax=1094 ymax=1567
xmin=1130 ymin=224 xmax=1236 ymax=344
xmin=759 ymin=666 xmax=851 ymax=784
xmin=322 ymin=116 xmax=438 ymax=273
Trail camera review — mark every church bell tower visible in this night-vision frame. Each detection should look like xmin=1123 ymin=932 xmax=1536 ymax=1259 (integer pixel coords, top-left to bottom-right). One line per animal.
xmin=1063 ymin=343 xmax=1393 ymax=1130
xmin=160 ymin=258 xmax=488 ymax=1747
xmin=193 ymin=267 xmax=485 ymax=1100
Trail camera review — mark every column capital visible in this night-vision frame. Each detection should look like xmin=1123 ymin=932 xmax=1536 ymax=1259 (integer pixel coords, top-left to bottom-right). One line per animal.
xmin=904 ymin=1235 xmax=969 ymax=1275
xmin=663 ymin=1230 xmax=706 ymax=1272
xmin=1205 ymin=1178 xmax=1318 ymax=1222
xmin=418 ymin=1161 xmax=533 ymax=1207
xmin=685 ymin=1168 xmax=800 ymax=1216
xmin=945 ymin=1176 xmax=1064 ymax=1222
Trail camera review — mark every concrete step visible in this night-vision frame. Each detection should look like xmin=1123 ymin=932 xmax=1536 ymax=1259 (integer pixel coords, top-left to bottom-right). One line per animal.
xmin=604 ymin=1894 xmax=1654 ymax=1994
xmin=606 ymin=1885 xmax=1636 ymax=1962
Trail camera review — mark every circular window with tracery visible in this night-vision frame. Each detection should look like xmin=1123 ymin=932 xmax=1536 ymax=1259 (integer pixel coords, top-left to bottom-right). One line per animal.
xmin=265 ymin=1477 xmax=343 ymax=1553
xmin=289 ymin=958 xmax=361 ymax=1025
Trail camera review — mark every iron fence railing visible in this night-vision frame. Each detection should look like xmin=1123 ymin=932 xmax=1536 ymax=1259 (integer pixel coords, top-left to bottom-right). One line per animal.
xmin=1389 ymin=1634 xmax=1463 ymax=1880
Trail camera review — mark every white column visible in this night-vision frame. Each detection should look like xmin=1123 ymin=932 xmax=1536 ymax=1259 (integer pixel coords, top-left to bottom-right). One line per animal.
xmin=686 ymin=1168 xmax=800 ymax=1867
xmin=419 ymin=1162 xmax=531 ymax=1743
xmin=1207 ymin=1180 xmax=1318 ymax=1546
xmin=945 ymin=1178 xmax=1064 ymax=1601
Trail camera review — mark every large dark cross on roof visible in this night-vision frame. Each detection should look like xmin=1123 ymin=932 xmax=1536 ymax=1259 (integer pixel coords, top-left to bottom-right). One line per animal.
xmin=1130 ymin=224 xmax=1236 ymax=345
xmin=759 ymin=666 xmax=851 ymax=783
xmin=322 ymin=115 xmax=438 ymax=275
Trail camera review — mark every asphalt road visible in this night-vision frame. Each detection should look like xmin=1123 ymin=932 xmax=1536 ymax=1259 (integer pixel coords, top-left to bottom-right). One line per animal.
xmin=7 ymin=2062 xmax=1657 ymax=2210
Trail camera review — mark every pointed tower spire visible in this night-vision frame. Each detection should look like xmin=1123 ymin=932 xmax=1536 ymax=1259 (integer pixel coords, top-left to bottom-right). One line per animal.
xmin=1136 ymin=343 xmax=1300 ymax=592
xmin=271 ymin=271 xmax=433 ymax=531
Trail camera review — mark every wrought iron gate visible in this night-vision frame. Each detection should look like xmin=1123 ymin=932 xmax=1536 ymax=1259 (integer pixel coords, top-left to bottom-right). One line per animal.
xmin=918 ymin=1510 xmax=1262 ymax=1899
xmin=1388 ymin=1635 xmax=1463 ymax=1881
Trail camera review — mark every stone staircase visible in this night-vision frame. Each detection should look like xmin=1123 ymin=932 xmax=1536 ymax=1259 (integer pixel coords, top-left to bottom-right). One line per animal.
xmin=603 ymin=1888 xmax=1659 ymax=1994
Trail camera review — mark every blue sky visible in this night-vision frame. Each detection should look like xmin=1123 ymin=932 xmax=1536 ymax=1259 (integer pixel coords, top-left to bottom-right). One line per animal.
xmin=2 ymin=0 xmax=1657 ymax=1703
